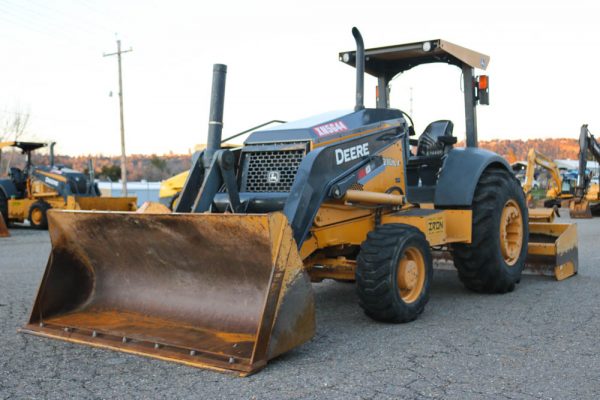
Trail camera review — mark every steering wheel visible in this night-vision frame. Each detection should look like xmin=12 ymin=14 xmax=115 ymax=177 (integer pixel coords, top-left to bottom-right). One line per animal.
xmin=399 ymin=110 xmax=416 ymax=136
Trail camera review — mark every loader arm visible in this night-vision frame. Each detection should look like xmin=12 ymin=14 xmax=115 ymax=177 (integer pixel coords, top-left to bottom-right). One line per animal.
xmin=30 ymin=168 xmax=69 ymax=196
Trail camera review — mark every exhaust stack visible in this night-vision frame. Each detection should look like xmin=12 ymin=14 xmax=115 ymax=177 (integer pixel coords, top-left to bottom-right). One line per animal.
xmin=49 ymin=142 xmax=56 ymax=167
xmin=352 ymin=27 xmax=365 ymax=112
xmin=203 ymin=64 xmax=227 ymax=169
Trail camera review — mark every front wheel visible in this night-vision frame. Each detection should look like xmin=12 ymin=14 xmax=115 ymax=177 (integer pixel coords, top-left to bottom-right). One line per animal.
xmin=29 ymin=201 xmax=51 ymax=230
xmin=452 ymin=168 xmax=528 ymax=293
xmin=356 ymin=224 xmax=433 ymax=323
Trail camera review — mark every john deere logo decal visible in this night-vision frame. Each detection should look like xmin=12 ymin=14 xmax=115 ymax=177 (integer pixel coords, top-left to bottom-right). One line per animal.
xmin=267 ymin=170 xmax=280 ymax=183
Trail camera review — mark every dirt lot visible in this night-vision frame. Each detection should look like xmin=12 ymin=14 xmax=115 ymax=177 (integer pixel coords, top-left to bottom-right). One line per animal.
xmin=1 ymin=215 xmax=599 ymax=399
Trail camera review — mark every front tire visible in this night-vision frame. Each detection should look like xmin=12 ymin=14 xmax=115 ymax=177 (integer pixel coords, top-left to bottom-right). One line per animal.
xmin=356 ymin=224 xmax=433 ymax=323
xmin=452 ymin=168 xmax=528 ymax=293
xmin=29 ymin=201 xmax=51 ymax=230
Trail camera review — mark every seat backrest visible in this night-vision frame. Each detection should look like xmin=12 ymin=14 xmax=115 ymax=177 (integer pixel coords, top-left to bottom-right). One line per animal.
xmin=9 ymin=167 xmax=26 ymax=193
xmin=416 ymin=120 xmax=454 ymax=156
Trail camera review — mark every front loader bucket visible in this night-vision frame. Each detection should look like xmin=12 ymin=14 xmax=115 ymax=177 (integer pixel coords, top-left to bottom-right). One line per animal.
xmin=526 ymin=222 xmax=578 ymax=281
xmin=569 ymin=199 xmax=592 ymax=219
xmin=21 ymin=211 xmax=315 ymax=375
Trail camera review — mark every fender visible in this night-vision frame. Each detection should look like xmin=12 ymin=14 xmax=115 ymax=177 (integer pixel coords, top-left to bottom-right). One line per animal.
xmin=434 ymin=147 xmax=512 ymax=207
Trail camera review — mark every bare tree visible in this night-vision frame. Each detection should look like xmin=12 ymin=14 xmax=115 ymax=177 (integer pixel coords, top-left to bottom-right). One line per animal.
xmin=0 ymin=107 xmax=31 ymax=174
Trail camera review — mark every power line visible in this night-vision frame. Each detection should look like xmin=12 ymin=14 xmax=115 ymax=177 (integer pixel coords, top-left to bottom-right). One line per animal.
xmin=2 ymin=0 xmax=114 ymax=37
xmin=0 ymin=0 xmax=110 ymax=54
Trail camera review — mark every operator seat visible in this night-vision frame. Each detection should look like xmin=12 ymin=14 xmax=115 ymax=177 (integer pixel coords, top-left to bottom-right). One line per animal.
xmin=416 ymin=120 xmax=455 ymax=157
xmin=406 ymin=120 xmax=457 ymax=200
xmin=9 ymin=167 xmax=26 ymax=195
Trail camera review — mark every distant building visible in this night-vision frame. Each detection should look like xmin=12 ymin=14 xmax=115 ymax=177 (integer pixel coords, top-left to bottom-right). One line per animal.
xmin=97 ymin=181 xmax=161 ymax=206
xmin=554 ymin=159 xmax=599 ymax=171
xmin=512 ymin=159 xmax=600 ymax=173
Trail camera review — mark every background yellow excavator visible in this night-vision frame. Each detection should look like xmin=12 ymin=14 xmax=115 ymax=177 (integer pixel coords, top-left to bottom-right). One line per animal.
xmin=521 ymin=148 xmax=575 ymax=221
xmin=570 ymin=124 xmax=600 ymax=218
xmin=21 ymin=29 xmax=578 ymax=375
xmin=522 ymin=148 xmax=574 ymax=207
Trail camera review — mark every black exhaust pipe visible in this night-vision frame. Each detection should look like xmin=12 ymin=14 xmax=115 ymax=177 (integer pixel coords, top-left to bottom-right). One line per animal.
xmin=203 ymin=64 xmax=227 ymax=169
xmin=49 ymin=142 xmax=56 ymax=167
xmin=352 ymin=27 xmax=365 ymax=112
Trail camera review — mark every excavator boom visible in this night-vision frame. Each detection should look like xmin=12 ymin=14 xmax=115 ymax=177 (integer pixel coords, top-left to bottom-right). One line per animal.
xmin=571 ymin=124 xmax=600 ymax=218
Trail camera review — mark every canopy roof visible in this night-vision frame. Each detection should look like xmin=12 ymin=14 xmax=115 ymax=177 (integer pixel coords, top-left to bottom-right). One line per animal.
xmin=339 ymin=39 xmax=490 ymax=78
xmin=0 ymin=141 xmax=47 ymax=152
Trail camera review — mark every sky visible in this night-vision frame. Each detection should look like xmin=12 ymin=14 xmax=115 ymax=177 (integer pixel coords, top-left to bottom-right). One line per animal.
xmin=1 ymin=0 xmax=599 ymax=156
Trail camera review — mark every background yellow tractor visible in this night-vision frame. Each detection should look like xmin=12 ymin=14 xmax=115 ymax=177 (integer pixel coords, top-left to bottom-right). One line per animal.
xmin=159 ymin=123 xmax=285 ymax=209
xmin=0 ymin=141 xmax=137 ymax=229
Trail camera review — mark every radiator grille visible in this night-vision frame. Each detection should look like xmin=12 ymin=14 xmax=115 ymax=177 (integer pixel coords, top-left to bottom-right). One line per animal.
xmin=243 ymin=147 xmax=306 ymax=192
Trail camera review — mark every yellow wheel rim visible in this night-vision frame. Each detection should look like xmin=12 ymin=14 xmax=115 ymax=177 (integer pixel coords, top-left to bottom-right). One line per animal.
xmin=396 ymin=247 xmax=426 ymax=304
xmin=500 ymin=199 xmax=523 ymax=266
xmin=31 ymin=208 xmax=44 ymax=225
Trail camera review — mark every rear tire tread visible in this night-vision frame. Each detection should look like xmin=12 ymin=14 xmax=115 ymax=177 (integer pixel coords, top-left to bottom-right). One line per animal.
xmin=452 ymin=168 xmax=528 ymax=293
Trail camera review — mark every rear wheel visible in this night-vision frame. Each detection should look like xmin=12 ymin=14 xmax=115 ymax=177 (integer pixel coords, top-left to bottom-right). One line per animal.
xmin=29 ymin=201 xmax=51 ymax=230
xmin=356 ymin=224 xmax=433 ymax=323
xmin=452 ymin=168 xmax=528 ymax=293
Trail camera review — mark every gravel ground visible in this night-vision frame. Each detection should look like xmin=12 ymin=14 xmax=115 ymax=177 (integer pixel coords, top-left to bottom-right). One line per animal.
xmin=1 ymin=215 xmax=599 ymax=399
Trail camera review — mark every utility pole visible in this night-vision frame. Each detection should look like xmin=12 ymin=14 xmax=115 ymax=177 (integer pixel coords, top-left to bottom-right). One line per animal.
xmin=104 ymin=39 xmax=132 ymax=196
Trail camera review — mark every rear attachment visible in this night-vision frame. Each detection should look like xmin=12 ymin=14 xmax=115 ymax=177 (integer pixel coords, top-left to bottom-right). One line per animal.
xmin=528 ymin=207 xmax=556 ymax=223
xmin=21 ymin=210 xmax=315 ymax=375
xmin=526 ymin=222 xmax=578 ymax=281
xmin=433 ymin=220 xmax=578 ymax=281
xmin=569 ymin=199 xmax=592 ymax=219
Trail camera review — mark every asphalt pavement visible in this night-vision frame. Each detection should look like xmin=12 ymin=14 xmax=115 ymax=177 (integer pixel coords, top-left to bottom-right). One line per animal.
xmin=1 ymin=215 xmax=599 ymax=399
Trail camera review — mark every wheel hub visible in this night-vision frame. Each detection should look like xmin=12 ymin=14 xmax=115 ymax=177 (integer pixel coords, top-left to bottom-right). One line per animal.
xmin=500 ymin=199 xmax=523 ymax=266
xmin=31 ymin=208 xmax=43 ymax=225
xmin=396 ymin=247 xmax=426 ymax=303
xmin=399 ymin=260 xmax=418 ymax=289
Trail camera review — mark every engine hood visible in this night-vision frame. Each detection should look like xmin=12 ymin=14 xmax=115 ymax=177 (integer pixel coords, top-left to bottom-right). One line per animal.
xmin=245 ymin=108 xmax=405 ymax=145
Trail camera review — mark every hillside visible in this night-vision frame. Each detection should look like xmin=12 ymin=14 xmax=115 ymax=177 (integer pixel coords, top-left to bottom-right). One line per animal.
xmin=473 ymin=138 xmax=580 ymax=163
xmin=0 ymin=152 xmax=193 ymax=182
xmin=0 ymin=138 xmax=581 ymax=181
